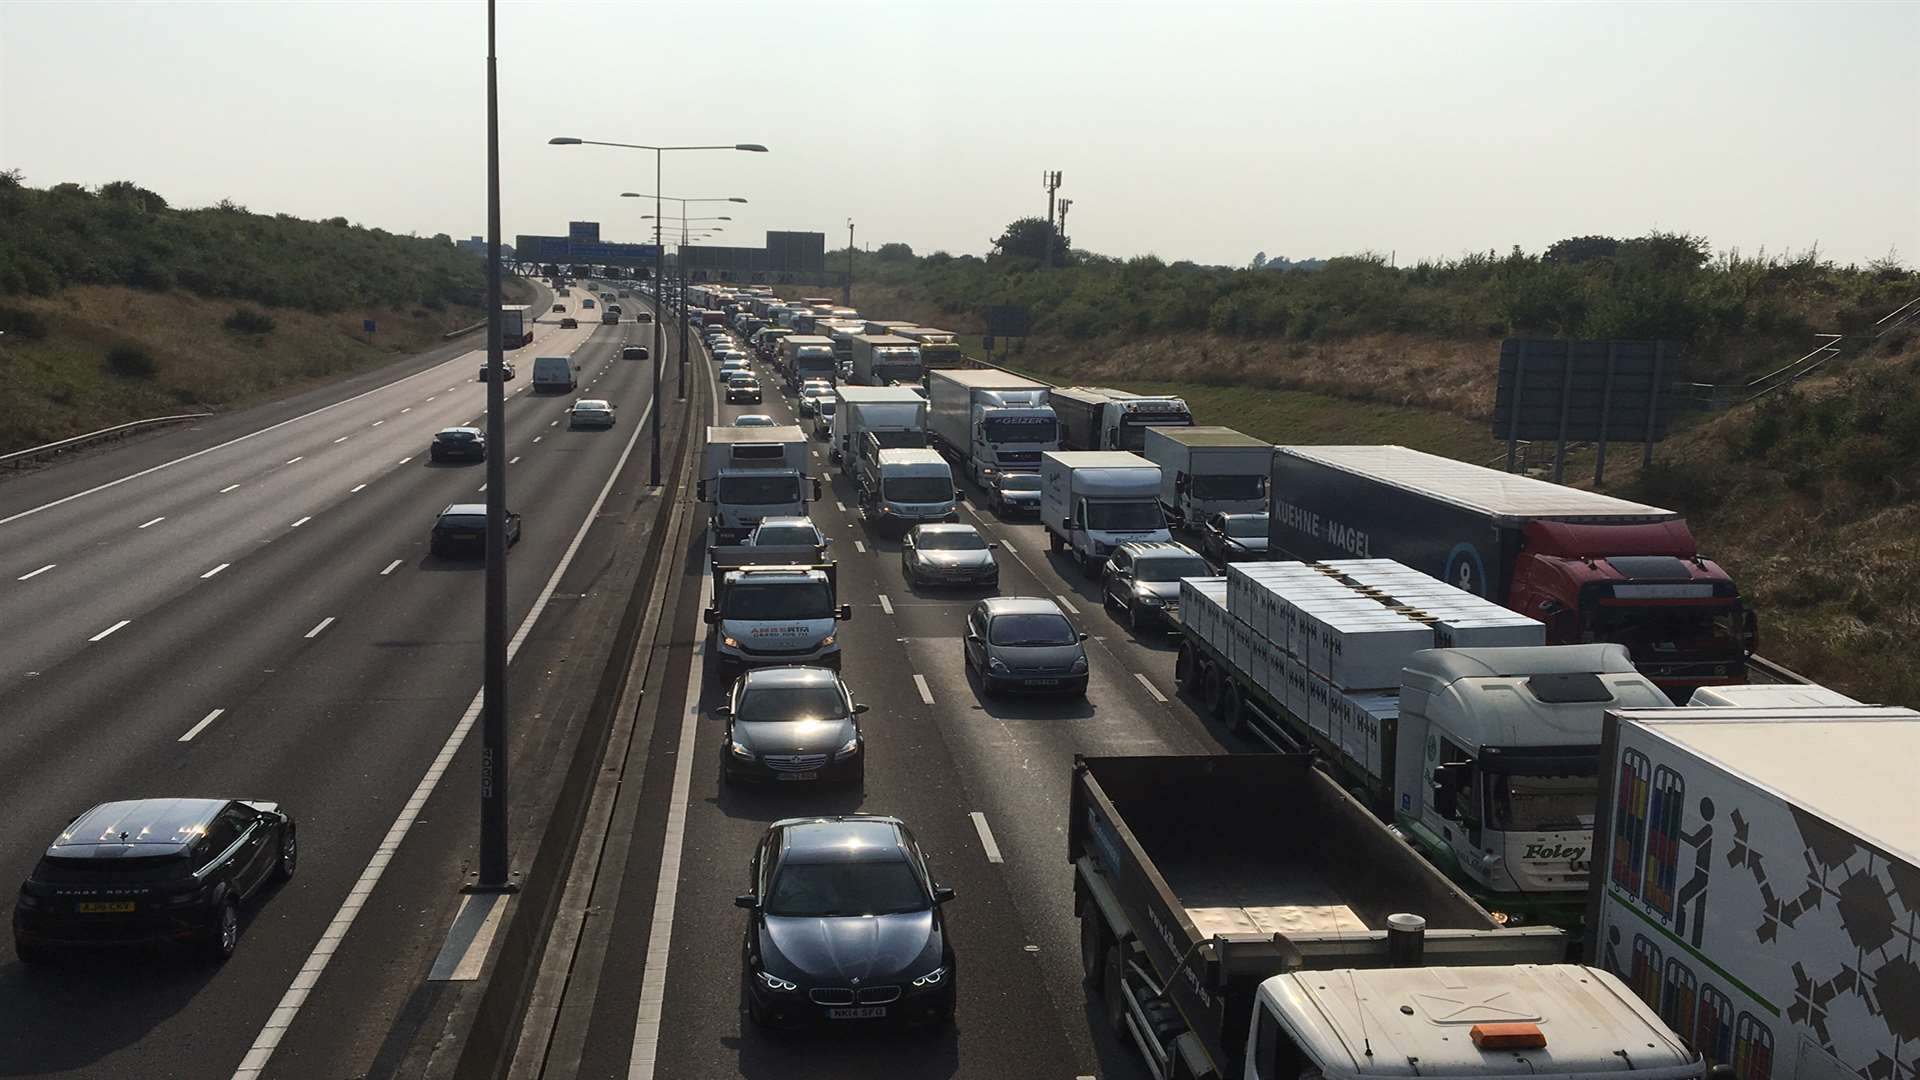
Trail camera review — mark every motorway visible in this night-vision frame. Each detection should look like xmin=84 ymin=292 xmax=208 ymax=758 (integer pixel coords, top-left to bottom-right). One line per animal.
xmin=0 ymin=292 xmax=686 ymax=1078
xmin=533 ymin=326 xmax=1260 ymax=1080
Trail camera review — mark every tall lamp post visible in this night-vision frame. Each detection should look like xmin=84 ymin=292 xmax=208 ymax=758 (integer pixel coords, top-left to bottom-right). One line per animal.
xmin=547 ymin=138 xmax=766 ymax=482
xmin=845 ymin=219 xmax=855 ymax=306
xmin=625 ymin=193 xmax=749 ymax=399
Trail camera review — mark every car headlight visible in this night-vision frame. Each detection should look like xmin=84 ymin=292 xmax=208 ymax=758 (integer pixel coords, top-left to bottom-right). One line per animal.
xmin=819 ymin=634 xmax=835 ymax=648
xmin=1071 ymin=655 xmax=1089 ymax=673
xmin=1136 ymin=592 xmax=1166 ymax=606
xmin=911 ymin=966 xmax=946 ymax=988
xmin=835 ymin=735 xmax=860 ymax=757
xmin=730 ymin=739 xmax=755 ymax=760
xmin=987 ymin=657 xmax=1009 ymax=674
xmin=879 ymin=505 xmax=894 ymax=515
xmin=756 ymin=970 xmax=798 ymax=992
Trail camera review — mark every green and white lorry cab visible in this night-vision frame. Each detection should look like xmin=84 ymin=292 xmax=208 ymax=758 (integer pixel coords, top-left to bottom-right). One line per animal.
xmin=698 ymin=426 xmax=817 ymax=545
xmin=854 ymin=444 xmax=958 ymax=534
xmin=1070 ymin=754 xmax=1710 ymax=1080
xmin=1392 ymin=645 xmax=1670 ymax=922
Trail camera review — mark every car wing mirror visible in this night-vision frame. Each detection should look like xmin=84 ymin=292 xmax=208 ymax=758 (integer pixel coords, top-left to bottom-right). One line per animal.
xmin=713 ymin=705 xmax=732 ymax=717
xmin=812 ymin=478 xmax=824 ymax=500
xmin=734 ymin=893 xmax=758 ymax=910
xmin=704 ymin=608 xmax=720 ymax=625
xmin=988 ymin=542 xmax=1000 ymax=550
xmin=1065 ymin=519 xmax=1081 ymax=532
xmin=1078 ymin=632 xmax=1090 ymax=642
xmin=837 ymin=604 xmax=853 ymax=620
xmin=932 ymin=884 xmax=956 ymax=904
xmin=852 ymin=703 xmax=870 ymax=714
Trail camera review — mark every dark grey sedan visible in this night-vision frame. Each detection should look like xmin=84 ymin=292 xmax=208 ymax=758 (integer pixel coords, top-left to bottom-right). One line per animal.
xmin=717 ymin=666 xmax=867 ymax=787
xmin=902 ymin=524 xmax=999 ymax=589
xmin=963 ymin=597 xmax=1088 ymax=697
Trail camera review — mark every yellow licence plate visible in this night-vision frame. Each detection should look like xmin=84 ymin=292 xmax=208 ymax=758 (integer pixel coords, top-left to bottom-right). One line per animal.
xmin=77 ymin=901 xmax=135 ymax=914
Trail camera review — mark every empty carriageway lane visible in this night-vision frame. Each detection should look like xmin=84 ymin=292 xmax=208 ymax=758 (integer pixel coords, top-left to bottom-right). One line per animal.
xmin=553 ymin=344 xmax=1172 ymax=1079
xmin=0 ymin=316 xmax=599 ymax=684
xmin=0 ymin=320 xmax=659 ymax=1080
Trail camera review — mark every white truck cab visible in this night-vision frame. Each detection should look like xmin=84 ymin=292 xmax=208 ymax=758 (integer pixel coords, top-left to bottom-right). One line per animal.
xmin=1394 ymin=644 xmax=1669 ymax=921
xmin=858 ymin=446 xmax=957 ymax=533
xmin=699 ymin=426 xmax=813 ymax=544
xmin=705 ymin=561 xmax=850 ymax=673
xmin=1041 ymin=451 xmax=1172 ymax=575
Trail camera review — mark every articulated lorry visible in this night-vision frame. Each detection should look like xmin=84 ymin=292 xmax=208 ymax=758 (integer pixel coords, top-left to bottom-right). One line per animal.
xmin=1176 ymin=558 xmax=1669 ymax=925
xmin=1073 ymin=753 xmax=1706 ymax=1080
xmin=849 ymin=334 xmax=923 ymax=386
xmin=698 ymin=426 xmax=817 ymax=544
xmin=829 ymin=386 xmax=927 ymax=466
xmin=1587 ymin=705 xmax=1920 ymax=1080
xmin=1142 ymin=426 xmax=1269 ymax=528
xmin=1267 ymin=445 xmax=1757 ymax=698
xmin=925 ymin=368 xmax=1059 ymax=486
xmin=776 ymin=334 xmax=837 ymax=393
xmin=1041 ymin=451 xmax=1172 ymax=575
xmin=890 ymin=326 xmax=966 ymax=371
xmin=1051 ymin=386 xmax=1194 ymax=453
xmin=501 ymin=305 xmax=534 ymax=349
xmin=705 ymin=546 xmax=852 ymax=674
xmin=853 ymin=445 xmax=958 ymax=534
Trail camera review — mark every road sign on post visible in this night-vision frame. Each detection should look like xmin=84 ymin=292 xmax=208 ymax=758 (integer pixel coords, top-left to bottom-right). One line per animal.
xmin=1491 ymin=338 xmax=1676 ymax=484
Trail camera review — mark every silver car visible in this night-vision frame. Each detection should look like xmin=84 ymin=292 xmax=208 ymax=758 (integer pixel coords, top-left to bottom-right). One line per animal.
xmin=902 ymin=523 xmax=999 ymax=589
xmin=567 ymin=398 xmax=616 ymax=428
xmin=1102 ymin=541 xmax=1211 ymax=632
xmin=963 ymin=596 xmax=1088 ymax=697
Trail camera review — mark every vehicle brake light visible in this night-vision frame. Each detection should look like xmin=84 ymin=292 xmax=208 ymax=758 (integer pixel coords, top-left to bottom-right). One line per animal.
xmin=1470 ymin=1023 xmax=1546 ymax=1049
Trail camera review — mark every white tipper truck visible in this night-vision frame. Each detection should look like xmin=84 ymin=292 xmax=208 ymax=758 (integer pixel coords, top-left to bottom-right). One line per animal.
xmin=829 ymin=386 xmax=927 ymax=466
xmin=697 ymin=426 xmax=816 ymax=544
xmin=1142 ymin=425 xmax=1270 ymax=528
xmin=925 ymin=368 xmax=1059 ymax=486
xmin=1587 ymin=705 xmax=1920 ymax=1080
xmin=1041 ymin=451 xmax=1172 ymax=575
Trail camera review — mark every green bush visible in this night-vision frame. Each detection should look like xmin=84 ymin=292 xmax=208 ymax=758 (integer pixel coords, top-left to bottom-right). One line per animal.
xmin=106 ymin=343 xmax=157 ymax=378
xmin=0 ymin=305 xmax=48 ymax=339
xmin=224 ymin=307 xmax=276 ymax=334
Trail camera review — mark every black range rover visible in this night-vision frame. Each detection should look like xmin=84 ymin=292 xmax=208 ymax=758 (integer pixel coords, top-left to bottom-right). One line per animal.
xmin=13 ymin=797 xmax=296 ymax=964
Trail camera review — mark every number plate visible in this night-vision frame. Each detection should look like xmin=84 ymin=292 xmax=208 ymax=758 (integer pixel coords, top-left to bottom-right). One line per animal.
xmin=77 ymin=901 xmax=135 ymax=913
xmin=1023 ymin=678 xmax=1060 ymax=687
xmin=827 ymin=1006 xmax=887 ymax=1019
xmin=776 ymin=771 xmax=819 ymax=782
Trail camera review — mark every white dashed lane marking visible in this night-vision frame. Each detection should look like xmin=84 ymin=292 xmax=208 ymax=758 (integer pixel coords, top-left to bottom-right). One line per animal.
xmin=201 ymin=563 xmax=230 ymax=580
xmin=179 ymin=708 xmax=225 ymax=742
xmin=138 ymin=516 xmax=165 ymax=529
xmin=89 ymin=620 xmax=131 ymax=642
xmin=380 ymin=559 xmax=403 ymax=576
xmin=913 ymin=674 xmax=935 ymax=705
xmin=290 ymin=516 xmax=311 ymax=528
xmin=1134 ymin=673 xmax=1168 ymax=703
xmin=969 ymin=812 xmax=1005 ymax=864
xmin=17 ymin=564 xmax=55 ymax=581
xmin=1055 ymin=594 xmax=1080 ymax=615
xmin=285 ymin=456 xmax=303 ymax=465
xmin=219 ymin=484 xmax=240 ymax=494
xmin=303 ymin=616 xmax=335 ymax=640
xmin=878 ymin=594 xmax=893 ymax=615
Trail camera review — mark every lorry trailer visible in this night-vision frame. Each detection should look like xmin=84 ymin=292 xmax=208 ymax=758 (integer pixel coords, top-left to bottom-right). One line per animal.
xmin=501 ymin=304 xmax=534 ymax=349
xmin=1267 ymin=445 xmax=1756 ymax=698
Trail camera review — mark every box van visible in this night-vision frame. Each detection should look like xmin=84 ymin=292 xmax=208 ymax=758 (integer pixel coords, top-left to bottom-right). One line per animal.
xmin=531 ymin=355 xmax=578 ymax=392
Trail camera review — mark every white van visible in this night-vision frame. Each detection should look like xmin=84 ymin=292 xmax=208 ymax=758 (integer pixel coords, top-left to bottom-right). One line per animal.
xmin=531 ymin=355 xmax=578 ymax=392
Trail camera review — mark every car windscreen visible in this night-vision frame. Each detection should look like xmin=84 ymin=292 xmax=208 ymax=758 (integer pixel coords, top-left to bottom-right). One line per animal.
xmin=1191 ymin=474 xmax=1265 ymax=500
xmin=916 ymin=531 xmax=986 ymax=551
xmin=1136 ymin=556 xmax=1212 ymax=582
xmin=438 ymin=515 xmax=487 ymax=529
xmin=988 ymin=612 xmax=1077 ymax=646
xmin=998 ymin=474 xmax=1041 ymax=492
xmin=882 ymin=476 xmax=952 ymax=503
xmin=721 ymin=581 xmax=834 ymax=620
xmin=728 ymin=377 xmax=757 ymax=387
xmin=752 ymin=525 xmax=818 ymax=547
xmin=1085 ymin=501 xmax=1165 ymax=532
xmin=815 ymin=400 xmax=836 ymax=414
xmin=1222 ymin=515 xmax=1268 ymax=538
xmin=736 ymin=685 xmax=847 ymax=723
xmin=437 ymin=430 xmax=477 ymax=441
xmin=716 ymin=475 xmax=801 ymax=505
xmin=1485 ymin=772 xmax=1599 ymax=832
xmin=764 ymin=859 xmax=928 ymax=917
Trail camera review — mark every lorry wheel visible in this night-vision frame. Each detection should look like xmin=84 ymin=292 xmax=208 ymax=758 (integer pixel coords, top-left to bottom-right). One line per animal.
xmin=1174 ymin=646 xmax=1195 ymax=691
xmin=1048 ymin=531 xmax=1064 ymax=554
xmin=1223 ymin=685 xmax=1249 ymax=736
xmin=1101 ymin=944 xmax=1129 ymax=1037
xmin=1202 ymin=665 xmax=1225 ymax=717
xmin=1079 ymin=915 xmax=1108 ymax=989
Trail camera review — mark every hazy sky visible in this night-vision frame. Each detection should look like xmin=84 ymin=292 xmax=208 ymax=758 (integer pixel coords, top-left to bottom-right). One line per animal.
xmin=4 ymin=1 xmax=1915 ymax=267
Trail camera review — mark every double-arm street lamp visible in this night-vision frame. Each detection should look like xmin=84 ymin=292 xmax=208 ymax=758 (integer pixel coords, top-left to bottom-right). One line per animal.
xmin=547 ymin=138 xmax=766 ymax=482
xmin=623 ymin=193 xmax=750 ymax=396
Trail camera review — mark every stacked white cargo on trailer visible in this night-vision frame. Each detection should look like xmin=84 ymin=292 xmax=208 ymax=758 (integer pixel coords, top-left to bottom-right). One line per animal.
xmin=1587 ymin=706 xmax=1920 ymax=1080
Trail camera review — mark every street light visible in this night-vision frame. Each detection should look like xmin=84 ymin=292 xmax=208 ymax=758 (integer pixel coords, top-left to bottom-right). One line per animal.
xmin=621 ymin=192 xmax=752 ymax=396
xmin=549 ymin=139 xmax=767 ymax=472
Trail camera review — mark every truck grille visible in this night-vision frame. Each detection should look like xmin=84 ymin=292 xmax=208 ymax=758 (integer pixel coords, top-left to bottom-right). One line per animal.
xmin=763 ymin=754 xmax=829 ymax=773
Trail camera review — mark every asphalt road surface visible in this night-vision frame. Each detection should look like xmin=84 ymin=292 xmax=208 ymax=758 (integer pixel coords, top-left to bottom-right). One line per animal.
xmin=539 ymin=331 xmax=1258 ymax=1080
xmin=0 ymin=294 xmax=684 ymax=1078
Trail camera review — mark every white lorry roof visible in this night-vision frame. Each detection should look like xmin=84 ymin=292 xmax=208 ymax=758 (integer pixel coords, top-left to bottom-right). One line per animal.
xmin=1145 ymin=425 xmax=1267 ymax=449
xmin=1686 ymin=683 xmax=1864 ymax=707
xmin=1276 ymin=445 xmax=1677 ymax=524
xmin=877 ymin=447 xmax=947 ymax=468
xmin=927 ymin=368 xmax=1049 ymax=390
xmin=1402 ymin=644 xmax=1668 ymax=749
xmin=1043 ymin=451 xmax=1156 ymax=470
xmin=707 ymin=425 xmax=805 ymax=445
xmin=1266 ymin=963 xmax=1698 ymax=1080
xmin=1612 ymin=706 xmax=1920 ymax=862
xmin=834 ymin=386 xmax=925 ymax=404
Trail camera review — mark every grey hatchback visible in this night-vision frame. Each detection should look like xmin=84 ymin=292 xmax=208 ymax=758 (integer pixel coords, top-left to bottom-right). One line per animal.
xmin=962 ymin=597 xmax=1088 ymax=697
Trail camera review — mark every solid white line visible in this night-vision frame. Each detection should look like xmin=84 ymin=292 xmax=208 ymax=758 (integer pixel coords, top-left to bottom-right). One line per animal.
xmin=1134 ymin=673 xmax=1168 ymax=703
xmin=290 ymin=516 xmax=311 ymax=528
xmin=285 ymin=456 xmax=303 ymax=465
xmin=878 ymin=593 xmax=893 ymax=615
xmin=854 ymin=540 xmax=866 ymax=553
xmin=17 ymin=564 xmax=55 ymax=580
xmin=380 ymin=559 xmax=402 ymax=576
xmin=509 ymin=455 xmax=521 ymax=465
xmin=303 ymin=616 xmax=335 ymax=639
xmin=332 ymin=436 xmax=349 ymax=444
xmin=0 ymin=354 xmax=477 ymax=529
xmin=179 ymin=708 xmax=225 ymax=742
xmin=219 ymin=484 xmax=240 ymax=494
xmin=627 ymin=573 xmax=712 ymax=1080
xmin=969 ymin=811 xmax=1005 ymax=864
xmin=371 ymin=420 xmax=384 ymax=427
xmin=913 ymin=674 xmax=935 ymax=705
xmin=138 ymin=516 xmax=165 ymax=529
xmin=201 ymin=563 xmax=231 ymax=579
xmin=1001 ymin=540 xmax=1017 ymax=553
xmin=1055 ymin=593 xmax=1080 ymax=615
xmin=90 ymin=619 xmax=131 ymax=642
xmin=233 ymin=394 xmax=658 ymax=1080
xmin=350 ymin=483 xmax=367 ymax=493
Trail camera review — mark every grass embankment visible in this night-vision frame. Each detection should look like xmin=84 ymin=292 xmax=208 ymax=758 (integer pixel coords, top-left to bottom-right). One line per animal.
xmin=0 ymin=174 xmax=530 ymax=451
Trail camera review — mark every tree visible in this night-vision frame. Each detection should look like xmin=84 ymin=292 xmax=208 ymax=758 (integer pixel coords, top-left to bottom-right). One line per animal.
xmin=989 ymin=217 xmax=1070 ymax=263
xmin=99 ymin=180 xmax=169 ymax=212
xmin=1543 ymin=235 xmax=1620 ymax=265
xmin=876 ymin=241 xmax=914 ymax=261
xmin=1250 ymin=251 xmax=1267 ymax=269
